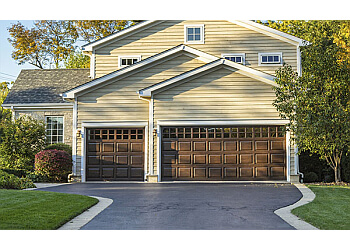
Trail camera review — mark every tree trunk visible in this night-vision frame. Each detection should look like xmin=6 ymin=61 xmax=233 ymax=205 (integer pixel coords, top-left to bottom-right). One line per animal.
xmin=334 ymin=165 xmax=342 ymax=183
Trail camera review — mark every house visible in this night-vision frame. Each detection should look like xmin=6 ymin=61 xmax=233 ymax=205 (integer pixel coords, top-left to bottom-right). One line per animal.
xmin=2 ymin=20 xmax=305 ymax=183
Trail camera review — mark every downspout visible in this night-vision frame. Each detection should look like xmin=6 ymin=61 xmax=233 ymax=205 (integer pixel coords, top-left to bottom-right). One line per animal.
xmin=138 ymin=95 xmax=153 ymax=179
xmin=295 ymin=45 xmax=304 ymax=182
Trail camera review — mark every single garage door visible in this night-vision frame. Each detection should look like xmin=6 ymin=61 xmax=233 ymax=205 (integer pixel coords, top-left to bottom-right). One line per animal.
xmin=86 ymin=128 xmax=144 ymax=181
xmin=161 ymin=126 xmax=286 ymax=181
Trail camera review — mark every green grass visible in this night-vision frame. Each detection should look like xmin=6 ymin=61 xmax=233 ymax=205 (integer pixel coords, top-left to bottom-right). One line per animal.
xmin=0 ymin=189 xmax=98 ymax=230
xmin=292 ymin=185 xmax=350 ymax=230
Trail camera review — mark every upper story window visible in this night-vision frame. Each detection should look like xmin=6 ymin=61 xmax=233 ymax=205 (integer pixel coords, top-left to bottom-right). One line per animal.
xmin=46 ymin=116 xmax=64 ymax=144
xmin=118 ymin=55 xmax=142 ymax=68
xmin=258 ymin=52 xmax=283 ymax=66
xmin=222 ymin=53 xmax=245 ymax=65
xmin=184 ymin=24 xmax=204 ymax=44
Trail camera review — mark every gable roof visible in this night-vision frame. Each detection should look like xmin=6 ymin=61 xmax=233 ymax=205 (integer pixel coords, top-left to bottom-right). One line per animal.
xmin=138 ymin=59 xmax=276 ymax=97
xmin=2 ymin=69 xmax=90 ymax=105
xmin=63 ymin=45 xmax=219 ymax=99
xmin=81 ymin=20 xmax=306 ymax=52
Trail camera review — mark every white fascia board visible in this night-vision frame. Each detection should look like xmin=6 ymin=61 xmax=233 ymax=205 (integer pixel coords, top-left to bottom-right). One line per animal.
xmin=222 ymin=59 xmax=276 ymax=86
xmin=82 ymin=21 xmax=158 ymax=51
xmin=63 ymin=45 xmax=219 ymax=99
xmin=157 ymin=119 xmax=290 ymax=126
xmin=230 ymin=20 xmax=307 ymax=46
xmin=139 ymin=58 xmax=276 ymax=97
xmin=2 ymin=103 xmax=73 ymax=109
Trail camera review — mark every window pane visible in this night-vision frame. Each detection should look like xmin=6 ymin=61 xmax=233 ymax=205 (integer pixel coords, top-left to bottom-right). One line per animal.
xmin=188 ymin=34 xmax=194 ymax=41
xmin=194 ymin=28 xmax=201 ymax=34
xmin=274 ymin=56 xmax=280 ymax=62
xmin=195 ymin=34 xmax=201 ymax=41
xmin=236 ymin=57 xmax=242 ymax=63
xmin=121 ymin=59 xmax=127 ymax=65
xmin=188 ymin=28 xmax=194 ymax=34
xmin=262 ymin=56 xmax=267 ymax=62
xmin=268 ymin=56 xmax=273 ymax=62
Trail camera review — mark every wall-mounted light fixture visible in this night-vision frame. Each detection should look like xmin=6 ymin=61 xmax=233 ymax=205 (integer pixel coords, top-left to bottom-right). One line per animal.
xmin=76 ymin=130 xmax=81 ymax=138
xmin=153 ymin=128 xmax=158 ymax=136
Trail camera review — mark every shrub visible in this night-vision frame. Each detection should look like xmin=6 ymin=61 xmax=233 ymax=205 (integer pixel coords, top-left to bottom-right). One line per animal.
xmin=0 ymin=170 xmax=36 ymax=189
xmin=44 ymin=143 xmax=72 ymax=156
xmin=0 ymin=115 xmax=46 ymax=170
xmin=34 ymin=149 xmax=72 ymax=182
xmin=303 ymin=172 xmax=319 ymax=183
xmin=0 ymin=167 xmax=27 ymax=178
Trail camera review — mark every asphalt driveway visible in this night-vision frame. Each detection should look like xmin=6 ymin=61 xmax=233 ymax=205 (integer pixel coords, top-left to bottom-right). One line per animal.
xmin=36 ymin=182 xmax=302 ymax=230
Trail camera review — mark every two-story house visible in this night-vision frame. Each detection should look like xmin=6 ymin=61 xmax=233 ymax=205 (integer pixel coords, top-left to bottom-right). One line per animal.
xmin=2 ymin=20 xmax=305 ymax=183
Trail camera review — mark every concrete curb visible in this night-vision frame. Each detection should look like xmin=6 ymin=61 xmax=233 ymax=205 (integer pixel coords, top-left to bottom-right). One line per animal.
xmin=24 ymin=183 xmax=70 ymax=190
xmin=58 ymin=196 xmax=113 ymax=230
xmin=274 ymin=183 xmax=319 ymax=230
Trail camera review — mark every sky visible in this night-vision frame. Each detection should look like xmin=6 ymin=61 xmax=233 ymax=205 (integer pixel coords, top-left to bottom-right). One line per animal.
xmin=0 ymin=20 xmax=37 ymax=82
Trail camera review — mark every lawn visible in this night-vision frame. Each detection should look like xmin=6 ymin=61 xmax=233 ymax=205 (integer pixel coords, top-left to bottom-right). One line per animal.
xmin=292 ymin=185 xmax=350 ymax=230
xmin=0 ymin=189 xmax=98 ymax=230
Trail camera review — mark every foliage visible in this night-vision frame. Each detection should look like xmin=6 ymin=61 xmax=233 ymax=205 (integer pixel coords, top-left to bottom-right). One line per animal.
xmin=0 ymin=167 xmax=28 ymax=178
xmin=270 ymin=21 xmax=350 ymax=182
xmin=71 ymin=20 xmax=134 ymax=43
xmin=8 ymin=20 xmax=138 ymax=69
xmin=64 ymin=50 xmax=90 ymax=68
xmin=0 ymin=115 xmax=46 ymax=170
xmin=0 ymin=189 xmax=98 ymax=229
xmin=0 ymin=82 xmax=12 ymax=140
xmin=303 ymin=172 xmax=319 ymax=183
xmin=34 ymin=149 xmax=72 ymax=182
xmin=0 ymin=170 xmax=35 ymax=189
xmin=44 ymin=143 xmax=72 ymax=156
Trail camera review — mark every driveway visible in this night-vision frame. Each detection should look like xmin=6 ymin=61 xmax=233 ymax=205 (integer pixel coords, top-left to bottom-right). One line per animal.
xmin=36 ymin=183 xmax=302 ymax=230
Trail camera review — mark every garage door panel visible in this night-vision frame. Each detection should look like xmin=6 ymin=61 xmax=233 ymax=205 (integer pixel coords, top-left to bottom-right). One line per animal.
xmin=178 ymin=168 xmax=191 ymax=177
xmin=194 ymin=141 xmax=206 ymax=151
xmin=161 ymin=126 xmax=286 ymax=181
xmin=194 ymin=167 xmax=206 ymax=177
xmin=178 ymin=155 xmax=191 ymax=164
xmin=86 ymin=128 xmax=144 ymax=181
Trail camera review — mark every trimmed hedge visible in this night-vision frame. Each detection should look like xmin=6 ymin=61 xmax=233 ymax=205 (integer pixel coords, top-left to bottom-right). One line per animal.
xmin=34 ymin=149 xmax=72 ymax=182
xmin=44 ymin=143 xmax=72 ymax=156
xmin=0 ymin=170 xmax=36 ymax=189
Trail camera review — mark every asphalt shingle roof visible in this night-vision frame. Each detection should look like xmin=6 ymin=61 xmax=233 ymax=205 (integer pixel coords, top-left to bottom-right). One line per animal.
xmin=3 ymin=68 xmax=90 ymax=104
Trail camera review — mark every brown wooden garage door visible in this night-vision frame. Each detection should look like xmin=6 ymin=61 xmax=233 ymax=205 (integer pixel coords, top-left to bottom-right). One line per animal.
xmin=86 ymin=128 xmax=144 ymax=181
xmin=161 ymin=126 xmax=286 ymax=181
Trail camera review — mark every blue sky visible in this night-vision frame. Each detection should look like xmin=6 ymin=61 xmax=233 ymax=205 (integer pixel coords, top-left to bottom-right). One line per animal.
xmin=0 ymin=20 xmax=37 ymax=82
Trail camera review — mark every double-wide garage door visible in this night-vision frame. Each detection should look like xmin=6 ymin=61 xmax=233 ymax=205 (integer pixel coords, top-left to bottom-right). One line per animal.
xmin=161 ymin=126 xmax=286 ymax=181
xmin=86 ymin=128 xmax=144 ymax=181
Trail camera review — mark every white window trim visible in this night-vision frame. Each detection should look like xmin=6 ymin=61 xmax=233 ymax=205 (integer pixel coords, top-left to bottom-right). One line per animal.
xmin=118 ymin=55 xmax=142 ymax=68
xmin=45 ymin=116 xmax=64 ymax=144
xmin=221 ymin=53 xmax=246 ymax=65
xmin=184 ymin=24 xmax=205 ymax=44
xmin=258 ymin=52 xmax=283 ymax=66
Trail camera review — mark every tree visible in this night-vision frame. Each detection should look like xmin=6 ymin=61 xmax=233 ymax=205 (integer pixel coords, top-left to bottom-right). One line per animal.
xmin=0 ymin=82 xmax=12 ymax=141
xmin=72 ymin=20 xmax=133 ymax=43
xmin=272 ymin=21 xmax=350 ymax=183
xmin=7 ymin=22 xmax=48 ymax=69
xmin=64 ymin=50 xmax=90 ymax=69
xmin=8 ymin=20 xmax=138 ymax=69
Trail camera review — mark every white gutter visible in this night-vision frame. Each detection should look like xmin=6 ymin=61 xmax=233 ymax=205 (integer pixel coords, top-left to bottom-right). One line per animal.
xmin=2 ymin=103 xmax=73 ymax=109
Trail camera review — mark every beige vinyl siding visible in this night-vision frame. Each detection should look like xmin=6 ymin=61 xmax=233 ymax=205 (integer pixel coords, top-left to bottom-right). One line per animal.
xmin=75 ymin=53 xmax=206 ymax=176
xmin=95 ymin=20 xmax=297 ymax=77
xmin=152 ymin=66 xmax=282 ymax=173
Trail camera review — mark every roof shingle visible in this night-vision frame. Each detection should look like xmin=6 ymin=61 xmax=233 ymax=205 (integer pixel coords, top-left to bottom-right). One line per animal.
xmin=3 ymin=68 xmax=90 ymax=104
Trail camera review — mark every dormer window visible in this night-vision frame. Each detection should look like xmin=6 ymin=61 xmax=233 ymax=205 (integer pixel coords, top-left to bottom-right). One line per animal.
xmin=258 ymin=52 xmax=283 ymax=66
xmin=222 ymin=53 xmax=245 ymax=65
xmin=184 ymin=24 xmax=204 ymax=44
xmin=118 ymin=55 xmax=142 ymax=68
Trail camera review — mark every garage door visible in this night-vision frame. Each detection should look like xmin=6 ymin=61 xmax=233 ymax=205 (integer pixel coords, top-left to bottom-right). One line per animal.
xmin=86 ymin=128 xmax=144 ymax=181
xmin=161 ymin=126 xmax=286 ymax=181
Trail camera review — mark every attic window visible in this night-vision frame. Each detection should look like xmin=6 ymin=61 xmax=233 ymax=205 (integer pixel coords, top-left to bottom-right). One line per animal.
xmin=184 ymin=24 xmax=204 ymax=44
xmin=222 ymin=53 xmax=245 ymax=65
xmin=118 ymin=55 xmax=141 ymax=68
xmin=258 ymin=52 xmax=283 ymax=65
